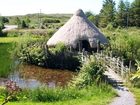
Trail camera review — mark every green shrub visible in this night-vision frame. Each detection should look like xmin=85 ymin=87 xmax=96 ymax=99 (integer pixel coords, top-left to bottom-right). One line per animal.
xmin=42 ymin=18 xmax=60 ymax=24
xmin=69 ymin=56 xmax=105 ymax=88
xmin=106 ymin=23 xmax=114 ymax=31
xmin=47 ymin=29 xmax=55 ymax=37
xmin=0 ymin=22 xmax=4 ymax=36
xmin=14 ymin=40 xmax=81 ymax=71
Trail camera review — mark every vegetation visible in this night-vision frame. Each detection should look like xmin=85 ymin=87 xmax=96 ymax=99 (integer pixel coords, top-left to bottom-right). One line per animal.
xmin=130 ymin=60 xmax=140 ymax=87
xmin=0 ymin=43 xmax=13 ymax=77
xmin=102 ymin=27 xmax=140 ymax=65
xmin=0 ymin=36 xmax=38 ymax=77
xmin=85 ymin=0 xmax=140 ymax=28
xmin=14 ymin=39 xmax=81 ymax=71
xmin=0 ymin=83 xmax=116 ymax=105
xmin=130 ymin=87 xmax=140 ymax=105
xmin=69 ymin=56 xmax=105 ymax=88
xmin=99 ymin=0 xmax=116 ymax=27
xmin=0 ymin=37 xmax=19 ymax=77
xmin=0 ymin=20 xmax=4 ymax=36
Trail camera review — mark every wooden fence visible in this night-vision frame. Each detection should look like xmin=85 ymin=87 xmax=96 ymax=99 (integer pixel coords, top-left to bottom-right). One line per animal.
xmin=81 ymin=51 xmax=131 ymax=79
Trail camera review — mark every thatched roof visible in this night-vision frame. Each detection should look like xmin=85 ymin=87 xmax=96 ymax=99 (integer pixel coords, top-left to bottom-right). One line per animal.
xmin=47 ymin=9 xmax=108 ymax=48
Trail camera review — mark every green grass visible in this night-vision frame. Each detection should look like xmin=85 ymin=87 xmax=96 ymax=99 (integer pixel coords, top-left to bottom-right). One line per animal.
xmin=130 ymin=87 xmax=140 ymax=105
xmin=0 ymin=43 xmax=13 ymax=77
xmin=0 ymin=37 xmax=19 ymax=43
xmin=0 ymin=37 xmax=19 ymax=77
xmin=0 ymin=36 xmax=39 ymax=77
xmin=0 ymin=84 xmax=116 ymax=105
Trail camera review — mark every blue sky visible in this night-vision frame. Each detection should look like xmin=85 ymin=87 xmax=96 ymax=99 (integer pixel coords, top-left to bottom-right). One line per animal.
xmin=0 ymin=0 xmax=134 ymax=16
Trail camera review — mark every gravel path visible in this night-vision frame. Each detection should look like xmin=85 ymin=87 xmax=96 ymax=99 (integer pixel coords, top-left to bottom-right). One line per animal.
xmin=110 ymin=86 xmax=136 ymax=105
xmin=104 ymin=69 xmax=136 ymax=105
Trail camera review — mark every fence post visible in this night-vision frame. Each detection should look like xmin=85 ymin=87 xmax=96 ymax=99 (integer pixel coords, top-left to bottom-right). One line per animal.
xmin=81 ymin=51 xmax=84 ymax=62
xmin=129 ymin=60 xmax=132 ymax=73
xmin=116 ymin=57 xmax=119 ymax=74
xmin=121 ymin=59 xmax=124 ymax=78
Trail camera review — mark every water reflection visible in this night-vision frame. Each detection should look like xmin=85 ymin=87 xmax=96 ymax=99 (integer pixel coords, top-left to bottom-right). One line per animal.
xmin=7 ymin=64 xmax=75 ymax=88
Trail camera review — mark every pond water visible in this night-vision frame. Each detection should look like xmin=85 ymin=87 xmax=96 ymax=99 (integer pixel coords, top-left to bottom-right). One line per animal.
xmin=0 ymin=65 xmax=76 ymax=88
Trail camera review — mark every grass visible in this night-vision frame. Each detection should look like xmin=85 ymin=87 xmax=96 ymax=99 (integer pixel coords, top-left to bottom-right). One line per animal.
xmin=0 ymin=84 xmax=116 ymax=105
xmin=0 ymin=36 xmax=40 ymax=77
xmin=0 ymin=37 xmax=19 ymax=43
xmin=0 ymin=37 xmax=19 ymax=77
xmin=0 ymin=43 xmax=13 ymax=77
xmin=130 ymin=87 xmax=140 ymax=105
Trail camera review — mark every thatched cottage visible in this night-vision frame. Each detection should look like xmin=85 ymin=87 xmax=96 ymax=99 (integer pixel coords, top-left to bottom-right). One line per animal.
xmin=47 ymin=9 xmax=108 ymax=51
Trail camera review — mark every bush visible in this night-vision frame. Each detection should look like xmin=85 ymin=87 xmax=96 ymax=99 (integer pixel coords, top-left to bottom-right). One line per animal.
xmin=69 ymin=56 xmax=105 ymax=88
xmin=43 ymin=18 xmax=60 ymax=24
xmin=47 ymin=29 xmax=55 ymax=37
xmin=14 ymin=40 xmax=81 ymax=71
xmin=106 ymin=23 xmax=114 ymax=30
xmin=0 ymin=22 xmax=4 ymax=36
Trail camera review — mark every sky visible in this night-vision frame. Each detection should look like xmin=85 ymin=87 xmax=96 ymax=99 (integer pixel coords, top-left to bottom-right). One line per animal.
xmin=0 ymin=0 xmax=134 ymax=16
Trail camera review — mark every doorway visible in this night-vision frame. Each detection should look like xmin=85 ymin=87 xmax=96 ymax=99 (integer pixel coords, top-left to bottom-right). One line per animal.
xmin=81 ymin=40 xmax=90 ymax=51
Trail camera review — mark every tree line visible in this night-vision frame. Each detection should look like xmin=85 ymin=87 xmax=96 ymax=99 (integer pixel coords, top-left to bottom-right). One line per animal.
xmin=86 ymin=0 xmax=140 ymax=28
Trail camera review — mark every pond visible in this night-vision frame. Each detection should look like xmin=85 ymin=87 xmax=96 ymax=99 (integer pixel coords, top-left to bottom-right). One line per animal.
xmin=0 ymin=64 xmax=76 ymax=88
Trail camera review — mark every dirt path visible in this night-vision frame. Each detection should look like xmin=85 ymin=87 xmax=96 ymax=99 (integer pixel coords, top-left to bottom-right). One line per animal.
xmin=104 ymin=69 xmax=136 ymax=105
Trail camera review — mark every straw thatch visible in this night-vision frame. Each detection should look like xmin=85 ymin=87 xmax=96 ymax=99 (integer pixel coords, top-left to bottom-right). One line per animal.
xmin=47 ymin=9 xmax=108 ymax=49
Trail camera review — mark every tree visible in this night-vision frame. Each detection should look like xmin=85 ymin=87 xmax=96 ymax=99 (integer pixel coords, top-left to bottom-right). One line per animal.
xmin=25 ymin=16 xmax=30 ymax=27
xmin=14 ymin=17 xmax=21 ymax=28
xmin=88 ymin=15 xmax=99 ymax=27
xmin=99 ymin=0 xmax=116 ymax=28
xmin=125 ymin=0 xmax=130 ymax=27
xmin=25 ymin=17 xmax=30 ymax=24
xmin=115 ymin=0 xmax=127 ymax=27
xmin=85 ymin=11 xmax=99 ymax=27
xmin=20 ymin=20 xmax=28 ymax=29
xmin=0 ymin=21 xmax=4 ymax=36
xmin=0 ymin=17 xmax=9 ymax=23
xmin=85 ymin=11 xmax=93 ymax=17
xmin=130 ymin=0 xmax=140 ymax=27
